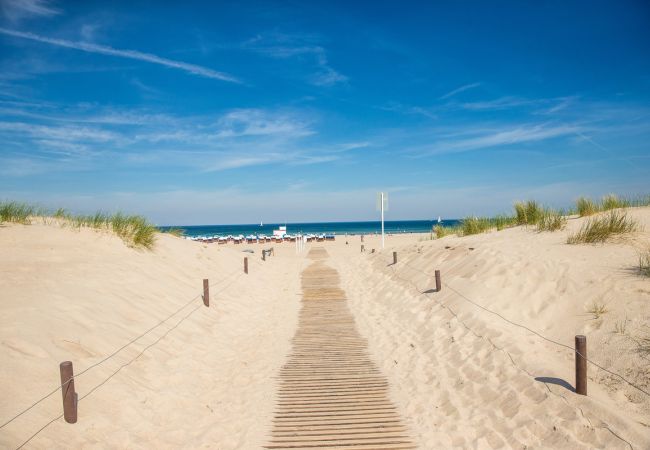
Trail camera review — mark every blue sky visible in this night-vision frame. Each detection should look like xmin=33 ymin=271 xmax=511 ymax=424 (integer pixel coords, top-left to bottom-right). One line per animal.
xmin=0 ymin=0 xmax=649 ymax=225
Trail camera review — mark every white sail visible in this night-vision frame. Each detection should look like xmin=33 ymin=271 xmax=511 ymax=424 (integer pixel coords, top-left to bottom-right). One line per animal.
xmin=437 ymin=216 xmax=441 ymax=223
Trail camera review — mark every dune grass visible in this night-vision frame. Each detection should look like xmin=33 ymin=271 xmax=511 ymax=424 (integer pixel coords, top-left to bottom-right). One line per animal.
xmin=162 ymin=227 xmax=186 ymax=237
xmin=433 ymin=224 xmax=459 ymax=238
xmin=567 ymin=210 xmax=639 ymax=244
xmin=514 ymin=200 xmax=543 ymax=226
xmin=536 ymin=208 xmax=567 ymax=232
xmin=0 ymin=200 xmax=157 ymax=249
xmin=576 ymin=197 xmax=599 ymax=216
xmin=639 ymin=249 xmax=650 ymax=277
xmin=494 ymin=214 xmax=517 ymax=231
xmin=0 ymin=201 xmax=37 ymax=224
xmin=586 ymin=300 xmax=608 ymax=319
xmin=461 ymin=216 xmax=493 ymax=236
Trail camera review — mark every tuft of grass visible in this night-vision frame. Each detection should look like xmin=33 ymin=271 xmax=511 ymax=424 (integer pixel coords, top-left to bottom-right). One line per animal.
xmin=567 ymin=210 xmax=639 ymax=244
xmin=461 ymin=216 xmax=493 ymax=236
xmin=613 ymin=319 xmax=628 ymax=335
xmin=639 ymin=249 xmax=650 ymax=277
xmin=494 ymin=214 xmax=517 ymax=231
xmin=514 ymin=200 xmax=543 ymax=225
xmin=536 ymin=208 xmax=567 ymax=232
xmin=109 ymin=213 xmax=157 ymax=249
xmin=0 ymin=201 xmax=36 ymax=224
xmin=576 ymin=197 xmax=599 ymax=217
xmin=601 ymin=194 xmax=629 ymax=211
xmin=586 ymin=300 xmax=608 ymax=319
xmin=163 ymin=227 xmax=185 ymax=237
xmin=434 ymin=224 xmax=462 ymax=238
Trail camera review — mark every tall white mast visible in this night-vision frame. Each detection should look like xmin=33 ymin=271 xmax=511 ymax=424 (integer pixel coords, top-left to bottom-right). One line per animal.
xmin=381 ymin=192 xmax=385 ymax=249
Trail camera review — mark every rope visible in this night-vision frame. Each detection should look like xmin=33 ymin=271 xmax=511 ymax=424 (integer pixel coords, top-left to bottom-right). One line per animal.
xmin=381 ymin=253 xmax=650 ymax=397
xmin=0 ymin=267 xmax=242 ymax=432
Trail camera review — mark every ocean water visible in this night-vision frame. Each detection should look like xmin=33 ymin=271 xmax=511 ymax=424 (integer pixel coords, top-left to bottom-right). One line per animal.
xmin=159 ymin=219 xmax=461 ymax=238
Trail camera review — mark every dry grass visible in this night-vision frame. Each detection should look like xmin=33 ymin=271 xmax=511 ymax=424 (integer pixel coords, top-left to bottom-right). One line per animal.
xmin=576 ymin=197 xmax=599 ymax=216
xmin=536 ymin=209 xmax=567 ymax=232
xmin=586 ymin=300 xmax=608 ymax=319
xmin=461 ymin=217 xmax=493 ymax=236
xmin=567 ymin=210 xmax=639 ymax=244
xmin=433 ymin=224 xmax=462 ymax=238
xmin=639 ymin=249 xmax=650 ymax=277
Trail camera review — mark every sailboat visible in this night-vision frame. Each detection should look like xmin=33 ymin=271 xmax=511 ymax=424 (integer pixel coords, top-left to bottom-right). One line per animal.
xmin=260 ymin=221 xmax=263 ymax=227
xmin=437 ymin=216 xmax=442 ymax=223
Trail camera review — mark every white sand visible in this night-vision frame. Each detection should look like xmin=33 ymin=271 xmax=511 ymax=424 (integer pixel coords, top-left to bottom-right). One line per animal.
xmin=1 ymin=209 xmax=649 ymax=448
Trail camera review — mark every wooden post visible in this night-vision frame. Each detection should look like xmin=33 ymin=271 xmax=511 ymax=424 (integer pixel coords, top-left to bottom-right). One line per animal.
xmin=262 ymin=250 xmax=266 ymax=261
xmin=361 ymin=245 xmax=364 ymax=253
xmin=393 ymin=251 xmax=397 ymax=264
xmin=244 ymin=257 xmax=248 ymax=274
xmin=203 ymin=279 xmax=209 ymax=307
xmin=435 ymin=270 xmax=441 ymax=292
xmin=575 ymin=335 xmax=587 ymax=395
xmin=59 ymin=361 xmax=77 ymax=424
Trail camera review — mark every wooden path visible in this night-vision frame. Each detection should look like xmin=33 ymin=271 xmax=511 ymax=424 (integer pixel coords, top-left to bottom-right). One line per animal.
xmin=266 ymin=247 xmax=414 ymax=450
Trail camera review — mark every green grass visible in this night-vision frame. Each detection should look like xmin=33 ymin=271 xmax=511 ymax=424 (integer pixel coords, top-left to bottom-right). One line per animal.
xmin=460 ymin=216 xmax=493 ymax=236
xmin=162 ymin=227 xmax=185 ymax=237
xmin=567 ymin=210 xmax=639 ymax=244
xmin=514 ymin=200 xmax=543 ymax=225
xmin=601 ymin=194 xmax=630 ymax=211
xmin=536 ymin=208 xmax=567 ymax=232
xmin=0 ymin=201 xmax=36 ymax=224
xmin=576 ymin=197 xmax=599 ymax=216
xmin=494 ymin=214 xmax=517 ymax=231
xmin=433 ymin=224 xmax=462 ymax=238
xmin=0 ymin=200 xmax=157 ymax=249
xmin=639 ymin=249 xmax=650 ymax=277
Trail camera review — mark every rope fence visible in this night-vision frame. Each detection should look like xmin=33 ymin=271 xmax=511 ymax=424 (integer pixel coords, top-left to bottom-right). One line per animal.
xmin=374 ymin=250 xmax=649 ymax=398
xmin=0 ymin=263 xmax=249 ymax=449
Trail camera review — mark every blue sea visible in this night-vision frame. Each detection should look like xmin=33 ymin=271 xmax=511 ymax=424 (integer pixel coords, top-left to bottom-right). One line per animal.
xmin=158 ymin=220 xmax=461 ymax=238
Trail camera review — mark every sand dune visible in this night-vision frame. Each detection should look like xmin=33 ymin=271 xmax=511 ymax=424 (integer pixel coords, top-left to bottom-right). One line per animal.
xmin=1 ymin=209 xmax=649 ymax=448
xmin=335 ymin=208 xmax=650 ymax=448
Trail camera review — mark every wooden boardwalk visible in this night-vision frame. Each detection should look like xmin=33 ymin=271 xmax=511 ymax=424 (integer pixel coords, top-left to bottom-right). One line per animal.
xmin=266 ymin=247 xmax=414 ymax=450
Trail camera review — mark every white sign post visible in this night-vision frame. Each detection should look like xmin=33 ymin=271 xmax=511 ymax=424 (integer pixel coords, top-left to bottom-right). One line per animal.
xmin=376 ymin=192 xmax=388 ymax=249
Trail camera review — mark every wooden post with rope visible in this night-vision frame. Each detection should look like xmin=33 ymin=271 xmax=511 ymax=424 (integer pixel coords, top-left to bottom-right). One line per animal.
xmin=575 ymin=335 xmax=587 ymax=395
xmin=59 ymin=361 xmax=77 ymax=423
xmin=203 ymin=279 xmax=209 ymax=307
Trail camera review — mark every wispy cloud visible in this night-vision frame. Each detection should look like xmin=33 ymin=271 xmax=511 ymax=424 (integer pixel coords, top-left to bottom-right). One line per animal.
xmin=1 ymin=0 xmax=59 ymax=22
xmin=439 ymin=82 xmax=481 ymax=100
xmin=410 ymin=123 xmax=583 ymax=156
xmin=243 ymin=32 xmax=347 ymax=86
xmin=0 ymin=27 xmax=241 ymax=83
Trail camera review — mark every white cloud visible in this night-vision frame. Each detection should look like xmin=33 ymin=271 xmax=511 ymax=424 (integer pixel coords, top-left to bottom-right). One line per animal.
xmin=439 ymin=82 xmax=481 ymax=100
xmin=0 ymin=27 xmax=241 ymax=82
xmin=1 ymin=0 xmax=59 ymax=22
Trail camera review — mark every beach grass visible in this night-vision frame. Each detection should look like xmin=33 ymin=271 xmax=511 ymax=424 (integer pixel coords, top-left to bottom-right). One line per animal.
xmin=639 ymin=249 xmax=650 ymax=277
xmin=514 ymin=200 xmax=543 ymax=226
xmin=576 ymin=197 xmax=599 ymax=216
xmin=461 ymin=216 xmax=493 ymax=236
xmin=586 ymin=300 xmax=608 ymax=319
xmin=162 ymin=227 xmax=186 ymax=237
xmin=0 ymin=201 xmax=37 ymax=224
xmin=536 ymin=208 xmax=567 ymax=232
xmin=0 ymin=200 xmax=157 ymax=249
xmin=494 ymin=214 xmax=517 ymax=231
xmin=601 ymin=194 xmax=630 ymax=211
xmin=567 ymin=210 xmax=639 ymax=244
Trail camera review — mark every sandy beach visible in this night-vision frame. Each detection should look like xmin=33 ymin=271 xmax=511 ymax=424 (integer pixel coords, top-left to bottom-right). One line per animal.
xmin=1 ymin=208 xmax=650 ymax=448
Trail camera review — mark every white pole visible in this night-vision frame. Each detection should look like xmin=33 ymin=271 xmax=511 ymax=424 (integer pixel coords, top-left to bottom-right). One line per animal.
xmin=381 ymin=192 xmax=385 ymax=249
